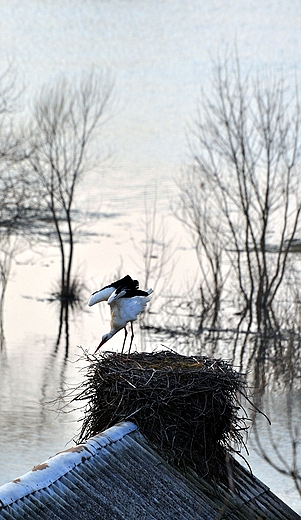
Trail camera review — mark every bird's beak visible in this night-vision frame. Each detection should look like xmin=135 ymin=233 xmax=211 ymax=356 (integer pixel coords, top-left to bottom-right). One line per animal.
xmin=94 ymin=339 xmax=105 ymax=354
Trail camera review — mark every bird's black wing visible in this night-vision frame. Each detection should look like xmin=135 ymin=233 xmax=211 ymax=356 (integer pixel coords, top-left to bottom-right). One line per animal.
xmin=112 ymin=275 xmax=139 ymax=290
xmin=115 ymin=287 xmax=149 ymax=298
xmin=91 ymin=275 xmax=138 ymax=295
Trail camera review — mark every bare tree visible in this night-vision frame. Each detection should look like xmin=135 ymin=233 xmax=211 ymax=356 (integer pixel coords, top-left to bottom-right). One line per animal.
xmin=26 ymin=70 xmax=113 ymax=308
xmin=177 ymin=57 xmax=301 ymax=374
xmin=176 ymin=170 xmax=227 ymax=333
xmin=0 ymin=64 xmax=31 ymax=348
xmin=173 ymin=57 xmax=301 ymax=495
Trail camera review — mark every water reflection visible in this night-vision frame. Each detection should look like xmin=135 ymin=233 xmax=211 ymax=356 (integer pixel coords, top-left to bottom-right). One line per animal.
xmin=50 ymin=279 xmax=87 ymax=357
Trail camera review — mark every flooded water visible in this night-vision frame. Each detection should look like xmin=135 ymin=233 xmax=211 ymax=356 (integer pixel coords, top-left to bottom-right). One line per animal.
xmin=0 ymin=0 xmax=301 ymax=513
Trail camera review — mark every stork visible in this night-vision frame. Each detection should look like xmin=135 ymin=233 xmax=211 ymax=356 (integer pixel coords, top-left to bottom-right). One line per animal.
xmin=95 ymin=285 xmax=153 ymax=354
xmin=88 ymin=275 xmax=153 ymax=353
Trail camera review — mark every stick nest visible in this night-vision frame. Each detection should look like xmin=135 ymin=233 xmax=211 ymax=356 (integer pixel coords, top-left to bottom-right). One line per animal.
xmin=74 ymin=350 xmax=249 ymax=482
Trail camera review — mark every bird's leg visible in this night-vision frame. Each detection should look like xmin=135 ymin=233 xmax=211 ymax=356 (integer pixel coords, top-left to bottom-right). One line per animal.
xmin=128 ymin=321 xmax=134 ymax=355
xmin=121 ymin=326 xmax=128 ymax=354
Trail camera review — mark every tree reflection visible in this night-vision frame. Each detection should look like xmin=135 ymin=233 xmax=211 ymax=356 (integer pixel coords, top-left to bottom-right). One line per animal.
xmin=51 ymin=276 xmax=85 ymax=357
xmin=252 ymin=390 xmax=301 ymax=498
xmin=55 ymin=300 xmax=70 ymax=357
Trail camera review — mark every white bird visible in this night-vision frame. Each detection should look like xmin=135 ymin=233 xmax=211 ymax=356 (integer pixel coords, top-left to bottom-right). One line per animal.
xmin=95 ymin=285 xmax=153 ymax=354
xmin=88 ymin=275 xmax=153 ymax=354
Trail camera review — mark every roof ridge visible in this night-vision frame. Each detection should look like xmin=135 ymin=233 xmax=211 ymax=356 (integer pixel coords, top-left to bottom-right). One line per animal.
xmin=0 ymin=421 xmax=137 ymax=508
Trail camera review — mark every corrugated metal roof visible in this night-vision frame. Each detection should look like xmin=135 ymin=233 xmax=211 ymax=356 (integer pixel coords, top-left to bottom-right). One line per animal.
xmin=0 ymin=421 xmax=299 ymax=520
